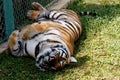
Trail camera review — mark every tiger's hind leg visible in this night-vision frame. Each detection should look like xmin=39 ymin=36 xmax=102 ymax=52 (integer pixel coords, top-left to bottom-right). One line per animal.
xmin=27 ymin=2 xmax=46 ymax=20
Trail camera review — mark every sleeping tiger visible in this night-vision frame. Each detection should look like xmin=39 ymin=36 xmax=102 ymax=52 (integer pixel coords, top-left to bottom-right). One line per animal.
xmin=8 ymin=2 xmax=82 ymax=71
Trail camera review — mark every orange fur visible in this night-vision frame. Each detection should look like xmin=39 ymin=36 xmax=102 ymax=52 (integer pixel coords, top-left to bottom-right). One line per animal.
xmin=27 ymin=2 xmax=46 ymax=20
xmin=20 ymin=22 xmax=61 ymax=40
xmin=27 ymin=9 xmax=82 ymax=40
xmin=27 ymin=10 xmax=40 ymax=20
xmin=8 ymin=31 xmax=17 ymax=50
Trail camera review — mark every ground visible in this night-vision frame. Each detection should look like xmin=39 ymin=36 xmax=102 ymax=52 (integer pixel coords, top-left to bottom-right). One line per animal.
xmin=0 ymin=0 xmax=120 ymax=80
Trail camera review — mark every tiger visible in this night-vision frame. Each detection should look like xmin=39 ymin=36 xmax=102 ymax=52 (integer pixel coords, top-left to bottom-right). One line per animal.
xmin=8 ymin=2 xmax=82 ymax=71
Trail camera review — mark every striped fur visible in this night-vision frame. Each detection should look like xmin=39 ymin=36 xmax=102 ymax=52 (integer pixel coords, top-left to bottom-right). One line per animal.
xmin=8 ymin=2 xmax=82 ymax=71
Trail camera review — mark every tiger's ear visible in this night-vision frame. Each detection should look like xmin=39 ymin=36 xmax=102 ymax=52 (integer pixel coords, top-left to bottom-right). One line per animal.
xmin=69 ymin=56 xmax=77 ymax=63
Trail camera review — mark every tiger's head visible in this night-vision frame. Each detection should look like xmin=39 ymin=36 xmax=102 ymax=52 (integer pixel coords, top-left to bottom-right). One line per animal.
xmin=35 ymin=44 xmax=77 ymax=71
xmin=8 ymin=30 xmax=24 ymax=57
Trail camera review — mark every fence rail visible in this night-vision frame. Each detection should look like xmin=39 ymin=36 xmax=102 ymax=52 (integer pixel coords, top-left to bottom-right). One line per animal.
xmin=0 ymin=0 xmax=5 ymax=43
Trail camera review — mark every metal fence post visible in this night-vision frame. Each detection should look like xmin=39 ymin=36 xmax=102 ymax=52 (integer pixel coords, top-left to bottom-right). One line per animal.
xmin=2 ymin=0 xmax=14 ymax=39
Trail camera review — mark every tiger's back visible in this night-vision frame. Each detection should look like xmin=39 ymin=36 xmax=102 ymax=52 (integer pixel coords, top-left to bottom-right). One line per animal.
xmin=28 ymin=9 xmax=82 ymax=41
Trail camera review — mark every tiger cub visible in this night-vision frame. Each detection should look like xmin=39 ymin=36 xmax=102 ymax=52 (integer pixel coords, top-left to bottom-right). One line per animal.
xmin=8 ymin=2 xmax=82 ymax=71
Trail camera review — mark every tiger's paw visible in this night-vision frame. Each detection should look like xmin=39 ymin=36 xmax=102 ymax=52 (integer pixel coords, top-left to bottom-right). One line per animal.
xmin=32 ymin=2 xmax=46 ymax=11
xmin=32 ymin=2 xmax=41 ymax=10
xmin=27 ymin=10 xmax=40 ymax=20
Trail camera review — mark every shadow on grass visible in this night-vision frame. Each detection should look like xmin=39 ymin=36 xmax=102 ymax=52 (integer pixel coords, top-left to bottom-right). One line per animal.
xmin=0 ymin=53 xmax=90 ymax=80
xmin=0 ymin=52 xmax=57 ymax=80
xmin=0 ymin=1 xmax=120 ymax=80
xmin=68 ymin=0 xmax=120 ymax=71
xmin=68 ymin=1 xmax=120 ymax=19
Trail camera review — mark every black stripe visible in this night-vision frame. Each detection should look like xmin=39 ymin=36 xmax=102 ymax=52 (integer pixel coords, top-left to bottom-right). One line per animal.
xmin=64 ymin=20 xmax=78 ymax=35
xmin=35 ymin=39 xmax=61 ymax=44
xmin=13 ymin=48 xmax=19 ymax=52
xmin=13 ymin=41 xmax=22 ymax=53
xmin=52 ymin=45 xmax=69 ymax=58
xmin=69 ymin=21 xmax=80 ymax=38
xmin=45 ymin=10 xmax=51 ymax=18
xmin=55 ymin=17 xmax=80 ymax=36
xmin=35 ymin=39 xmax=62 ymax=57
xmin=52 ymin=12 xmax=57 ymax=19
xmin=60 ymin=26 xmax=73 ymax=38
xmin=31 ymin=29 xmax=53 ymax=39
xmin=60 ymin=52 xmax=64 ymax=58
xmin=58 ymin=48 xmax=69 ymax=58
xmin=18 ymin=41 xmax=23 ymax=50
xmin=40 ymin=64 xmax=45 ymax=69
xmin=78 ymin=11 xmax=97 ymax=16
xmin=55 ymin=13 xmax=67 ymax=19
xmin=57 ymin=18 xmax=67 ymax=21
xmin=36 ymin=14 xmax=41 ymax=21
xmin=35 ymin=42 xmax=41 ymax=57
xmin=73 ymin=21 xmax=81 ymax=37
xmin=36 ymin=56 xmax=44 ymax=64
xmin=71 ymin=20 xmax=81 ymax=36
xmin=24 ymin=43 xmax=30 ymax=56
xmin=37 ymin=11 xmax=51 ymax=22
xmin=44 ymin=33 xmax=58 ymax=36
xmin=30 ymin=32 xmax=43 ymax=39
xmin=46 ymin=39 xmax=62 ymax=43
xmin=44 ymin=32 xmax=62 ymax=39
xmin=52 ymin=45 xmax=68 ymax=53
xmin=65 ymin=24 xmax=76 ymax=35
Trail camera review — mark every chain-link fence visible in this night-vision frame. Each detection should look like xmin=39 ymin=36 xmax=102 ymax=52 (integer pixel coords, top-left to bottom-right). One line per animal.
xmin=0 ymin=0 xmax=5 ymax=43
xmin=12 ymin=0 xmax=54 ymax=28
xmin=0 ymin=0 xmax=54 ymax=44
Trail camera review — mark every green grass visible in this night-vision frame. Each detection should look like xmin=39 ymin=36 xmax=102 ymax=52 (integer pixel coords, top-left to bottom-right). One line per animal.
xmin=0 ymin=0 xmax=120 ymax=80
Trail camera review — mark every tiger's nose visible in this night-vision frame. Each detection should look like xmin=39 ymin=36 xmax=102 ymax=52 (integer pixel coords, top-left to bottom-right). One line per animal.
xmin=43 ymin=56 xmax=49 ymax=63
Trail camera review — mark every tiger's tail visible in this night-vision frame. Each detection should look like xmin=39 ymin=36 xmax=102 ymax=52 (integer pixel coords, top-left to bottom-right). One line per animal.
xmin=78 ymin=11 xmax=97 ymax=16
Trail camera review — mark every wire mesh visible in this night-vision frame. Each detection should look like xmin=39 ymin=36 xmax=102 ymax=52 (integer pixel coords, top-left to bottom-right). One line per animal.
xmin=12 ymin=0 xmax=53 ymax=29
xmin=0 ymin=0 xmax=54 ymax=43
xmin=0 ymin=0 xmax=5 ymax=43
